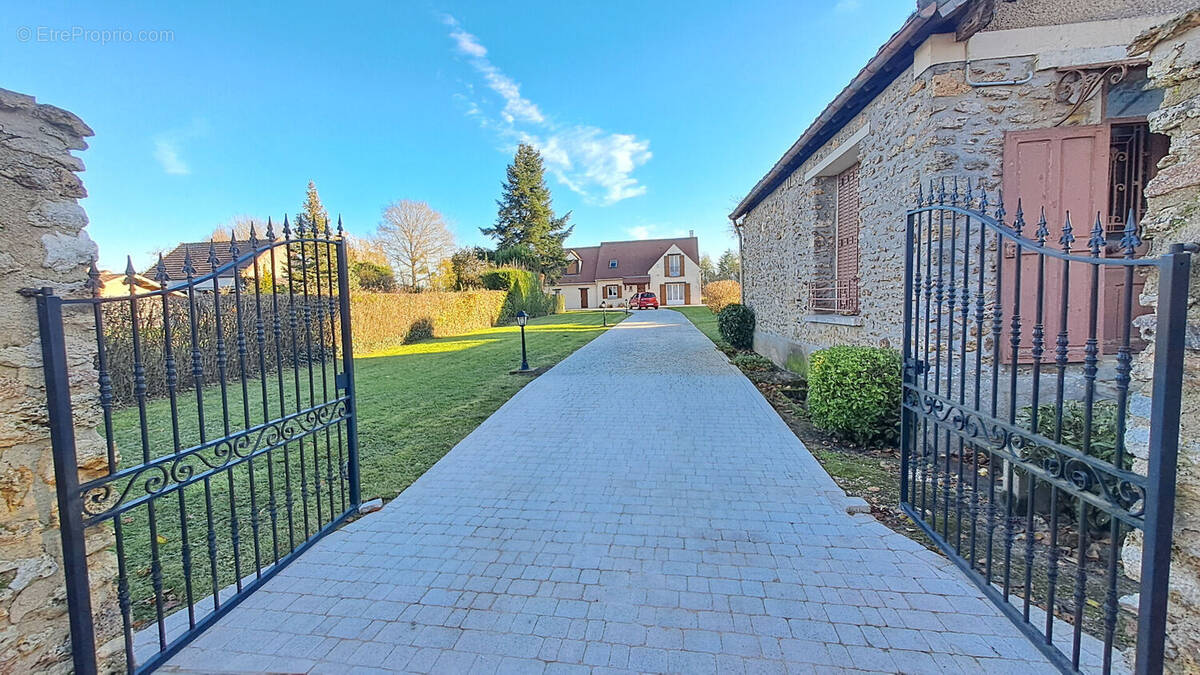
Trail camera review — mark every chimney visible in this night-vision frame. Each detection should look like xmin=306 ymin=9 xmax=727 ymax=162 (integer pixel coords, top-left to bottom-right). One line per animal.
xmin=688 ymin=229 xmax=695 ymax=238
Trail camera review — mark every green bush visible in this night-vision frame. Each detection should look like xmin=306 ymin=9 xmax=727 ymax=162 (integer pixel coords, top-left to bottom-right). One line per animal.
xmin=807 ymin=345 xmax=901 ymax=446
xmin=480 ymin=267 xmax=555 ymax=319
xmin=717 ymin=303 xmax=755 ymax=350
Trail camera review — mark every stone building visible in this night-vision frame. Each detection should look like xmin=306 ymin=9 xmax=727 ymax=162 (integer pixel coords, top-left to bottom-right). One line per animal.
xmin=732 ymin=0 xmax=1192 ymax=371
xmin=731 ymin=0 xmax=1200 ymax=668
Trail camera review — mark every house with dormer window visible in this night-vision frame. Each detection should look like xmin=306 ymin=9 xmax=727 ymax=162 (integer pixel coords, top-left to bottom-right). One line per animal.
xmin=551 ymin=235 xmax=701 ymax=310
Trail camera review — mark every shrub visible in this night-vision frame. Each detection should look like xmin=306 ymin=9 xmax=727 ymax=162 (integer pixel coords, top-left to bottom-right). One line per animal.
xmin=717 ymin=303 xmax=755 ymax=350
xmin=351 ymin=261 xmax=397 ymax=292
xmin=807 ymin=345 xmax=901 ymax=446
xmin=703 ymin=280 xmax=741 ymax=314
xmin=480 ymin=267 xmax=555 ymax=319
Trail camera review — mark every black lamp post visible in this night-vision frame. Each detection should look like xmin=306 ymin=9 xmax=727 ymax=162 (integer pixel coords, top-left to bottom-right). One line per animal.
xmin=515 ymin=310 xmax=530 ymax=371
xmin=600 ymin=301 xmax=608 ymax=327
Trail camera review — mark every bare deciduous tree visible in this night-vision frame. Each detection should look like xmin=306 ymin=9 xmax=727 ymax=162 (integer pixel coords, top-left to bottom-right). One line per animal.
xmin=376 ymin=200 xmax=455 ymax=291
xmin=211 ymin=215 xmax=267 ymax=242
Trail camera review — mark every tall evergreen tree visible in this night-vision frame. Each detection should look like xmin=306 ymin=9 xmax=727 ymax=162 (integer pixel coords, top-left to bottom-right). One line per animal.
xmin=482 ymin=143 xmax=573 ymax=279
xmin=287 ymin=180 xmax=330 ymax=293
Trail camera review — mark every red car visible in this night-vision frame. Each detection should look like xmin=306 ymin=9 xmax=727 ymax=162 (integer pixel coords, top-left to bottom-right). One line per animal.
xmin=629 ymin=292 xmax=659 ymax=309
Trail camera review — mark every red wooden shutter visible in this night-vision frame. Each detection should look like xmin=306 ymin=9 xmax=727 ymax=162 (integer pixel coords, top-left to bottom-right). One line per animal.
xmin=679 ymin=255 xmax=685 ymax=277
xmin=836 ymin=165 xmax=861 ymax=311
xmin=663 ymin=257 xmax=669 ymax=275
xmin=1001 ymin=125 xmax=1110 ymax=362
xmin=684 ymin=284 xmax=691 ymax=305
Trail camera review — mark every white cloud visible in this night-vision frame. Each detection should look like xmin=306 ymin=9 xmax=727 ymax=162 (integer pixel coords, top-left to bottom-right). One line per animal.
xmin=835 ymin=0 xmax=862 ymax=11
xmin=443 ymin=15 xmax=543 ymax=124
xmin=442 ymin=14 xmax=650 ymax=205
xmin=153 ymin=138 xmax=189 ymax=175
xmin=624 ymin=224 xmax=688 ymax=240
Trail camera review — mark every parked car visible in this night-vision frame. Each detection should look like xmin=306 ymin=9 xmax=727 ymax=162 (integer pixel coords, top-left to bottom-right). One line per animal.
xmin=629 ymin=292 xmax=659 ymax=309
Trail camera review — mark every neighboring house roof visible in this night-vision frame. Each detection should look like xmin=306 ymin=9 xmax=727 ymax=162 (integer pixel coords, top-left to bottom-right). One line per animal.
xmin=149 ymin=241 xmax=256 ymax=281
xmin=560 ymin=237 xmax=700 ymax=284
xmin=729 ymin=0 xmax=969 ymax=220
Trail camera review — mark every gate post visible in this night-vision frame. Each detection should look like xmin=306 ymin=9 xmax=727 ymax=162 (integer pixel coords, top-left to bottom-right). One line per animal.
xmin=33 ymin=288 xmax=98 ymax=675
xmin=1135 ymin=244 xmax=1191 ymax=674
xmin=334 ymin=236 xmax=361 ymax=509
xmin=899 ymin=212 xmax=916 ymax=505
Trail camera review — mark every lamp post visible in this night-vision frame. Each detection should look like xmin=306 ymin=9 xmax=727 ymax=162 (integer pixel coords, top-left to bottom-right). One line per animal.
xmin=600 ymin=301 xmax=608 ymax=327
xmin=515 ymin=310 xmax=530 ymax=371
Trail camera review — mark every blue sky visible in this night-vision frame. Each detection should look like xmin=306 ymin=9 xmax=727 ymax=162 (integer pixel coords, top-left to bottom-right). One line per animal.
xmin=2 ymin=1 xmax=913 ymax=271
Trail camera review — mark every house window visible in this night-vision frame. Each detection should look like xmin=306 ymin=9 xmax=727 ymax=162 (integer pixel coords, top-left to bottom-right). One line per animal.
xmin=605 ymin=284 xmax=619 ymax=299
xmin=811 ymin=164 xmax=860 ymax=315
xmin=566 ymin=259 xmax=579 ymax=275
xmin=668 ymin=254 xmax=681 ymax=277
xmin=609 ymin=259 xmax=618 ymax=269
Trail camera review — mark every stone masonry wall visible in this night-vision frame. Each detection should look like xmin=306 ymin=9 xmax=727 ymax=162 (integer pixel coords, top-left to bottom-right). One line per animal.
xmin=740 ymin=54 xmax=1099 ymax=369
xmin=0 ymin=88 xmax=114 ymax=672
xmin=1120 ymin=11 xmax=1200 ymax=672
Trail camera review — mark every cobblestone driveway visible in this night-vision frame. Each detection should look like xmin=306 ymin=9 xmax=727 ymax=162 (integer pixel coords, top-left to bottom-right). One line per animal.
xmin=164 ymin=309 xmax=1058 ymax=673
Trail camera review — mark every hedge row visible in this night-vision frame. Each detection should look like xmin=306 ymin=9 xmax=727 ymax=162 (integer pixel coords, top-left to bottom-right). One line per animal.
xmin=98 ymin=289 xmax=509 ymax=405
xmin=349 ymin=290 xmax=507 ymax=353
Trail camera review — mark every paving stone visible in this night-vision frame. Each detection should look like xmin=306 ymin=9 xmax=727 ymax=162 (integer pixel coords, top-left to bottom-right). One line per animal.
xmin=160 ymin=311 xmax=1061 ymax=673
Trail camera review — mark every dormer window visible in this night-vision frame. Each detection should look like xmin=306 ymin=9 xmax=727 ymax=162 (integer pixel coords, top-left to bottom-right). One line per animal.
xmin=566 ymin=259 xmax=579 ymax=275
xmin=609 ymin=259 xmax=618 ymax=269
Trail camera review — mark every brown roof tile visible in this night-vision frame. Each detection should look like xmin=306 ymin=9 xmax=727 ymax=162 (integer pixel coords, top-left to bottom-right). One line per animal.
xmin=560 ymin=237 xmax=699 ymax=284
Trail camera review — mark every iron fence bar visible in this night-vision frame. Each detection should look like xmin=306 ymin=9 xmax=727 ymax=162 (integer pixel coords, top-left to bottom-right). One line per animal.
xmin=87 ymin=267 xmax=136 ymax=673
xmin=323 ymin=229 xmax=348 ymax=512
xmin=1135 ymin=244 xmax=1190 ymax=675
xmin=335 ymin=222 xmax=362 ymax=508
xmin=900 ymin=211 xmax=916 ymax=506
xmin=34 ymin=288 xmax=99 ymax=675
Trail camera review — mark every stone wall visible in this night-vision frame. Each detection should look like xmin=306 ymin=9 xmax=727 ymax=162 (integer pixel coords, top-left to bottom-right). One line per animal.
xmin=1121 ymin=11 xmax=1200 ymax=672
xmin=739 ymin=53 xmax=1095 ymax=370
xmin=0 ymin=89 xmax=113 ymax=672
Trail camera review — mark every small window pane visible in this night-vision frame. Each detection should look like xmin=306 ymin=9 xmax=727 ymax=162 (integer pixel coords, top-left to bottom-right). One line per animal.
xmin=1107 ymin=70 xmax=1164 ymax=120
xmin=609 ymin=260 xmax=618 ymax=268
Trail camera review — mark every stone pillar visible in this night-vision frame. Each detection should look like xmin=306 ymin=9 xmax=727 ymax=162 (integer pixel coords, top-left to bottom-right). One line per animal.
xmin=0 ymin=89 xmax=115 ymax=672
xmin=1121 ymin=10 xmax=1200 ymax=672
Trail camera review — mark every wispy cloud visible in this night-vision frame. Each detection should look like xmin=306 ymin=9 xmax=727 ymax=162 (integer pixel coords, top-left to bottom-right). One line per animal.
xmin=624 ymin=224 xmax=688 ymax=240
xmin=152 ymin=119 xmax=208 ymax=176
xmin=153 ymin=138 xmax=189 ymax=175
xmin=442 ymin=14 xmax=651 ymax=205
xmin=835 ymin=0 xmax=862 ymax=12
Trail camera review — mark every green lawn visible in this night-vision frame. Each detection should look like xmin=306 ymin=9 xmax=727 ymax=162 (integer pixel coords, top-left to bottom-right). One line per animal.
xmin=670 ymin=305 xmax=723 ymax=345
xmin=106 ymin=310 xmax=622 ymax=627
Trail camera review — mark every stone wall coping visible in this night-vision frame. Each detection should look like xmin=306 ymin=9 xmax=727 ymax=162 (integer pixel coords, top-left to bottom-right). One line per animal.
xmin=803 ymin=313 xmax=864 ymax=327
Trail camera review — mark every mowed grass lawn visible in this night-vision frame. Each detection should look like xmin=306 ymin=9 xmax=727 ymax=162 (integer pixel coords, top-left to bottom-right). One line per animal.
xmin=356 ymin=310 xmax=624 ymax=499
xmin=106 ymin=310 xmax=623 ymax=627
xmin=670 ymin=305 xmax=722 ymax=345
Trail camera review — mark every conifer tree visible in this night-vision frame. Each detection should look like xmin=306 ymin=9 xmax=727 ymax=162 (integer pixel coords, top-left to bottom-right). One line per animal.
xmin=482 ymin=144 xmax=573 ymax=280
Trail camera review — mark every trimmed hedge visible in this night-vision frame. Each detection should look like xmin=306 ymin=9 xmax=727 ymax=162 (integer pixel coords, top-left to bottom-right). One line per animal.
xmin=481 ymin=267 xmax=556 ymax=318
xmin=350 ymin=290 xmax=507 ymax=353
xmin=703 ymin=280 xmax=741 ymax=314
xmin=807 ymin=345 xmax=901 ymax=446
xmin=717 ymin=303 xmax=755 ymax=350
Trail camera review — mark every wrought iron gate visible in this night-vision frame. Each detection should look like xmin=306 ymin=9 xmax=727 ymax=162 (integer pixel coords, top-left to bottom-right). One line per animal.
xmin=33 ymin=218 xmax=360 ymax=673
xmin=899 ymin=181 xmax=1191 ymax=674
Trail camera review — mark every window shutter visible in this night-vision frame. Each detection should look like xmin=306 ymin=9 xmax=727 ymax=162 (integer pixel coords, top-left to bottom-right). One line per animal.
xmin=660 ymin=283 xmax=666 ymax=302
xmin=836 ymin=164 xmax=861 ymax=299
xmin=663 ymin=257 xmax=669 ymax=276
xmin=679 ymin=255 xmax=685 ymax=277
xmin=617 ymin=285 xmax=622 ymax=298
xmin=684 ymin=284 xmax=691 ymax=305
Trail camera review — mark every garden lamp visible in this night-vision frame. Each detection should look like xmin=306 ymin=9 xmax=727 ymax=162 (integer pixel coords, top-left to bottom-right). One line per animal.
xmin=515 ymin=311 xmax=530 ymax=371
xmin=600 ymin=301 xmax=608 ymax=327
